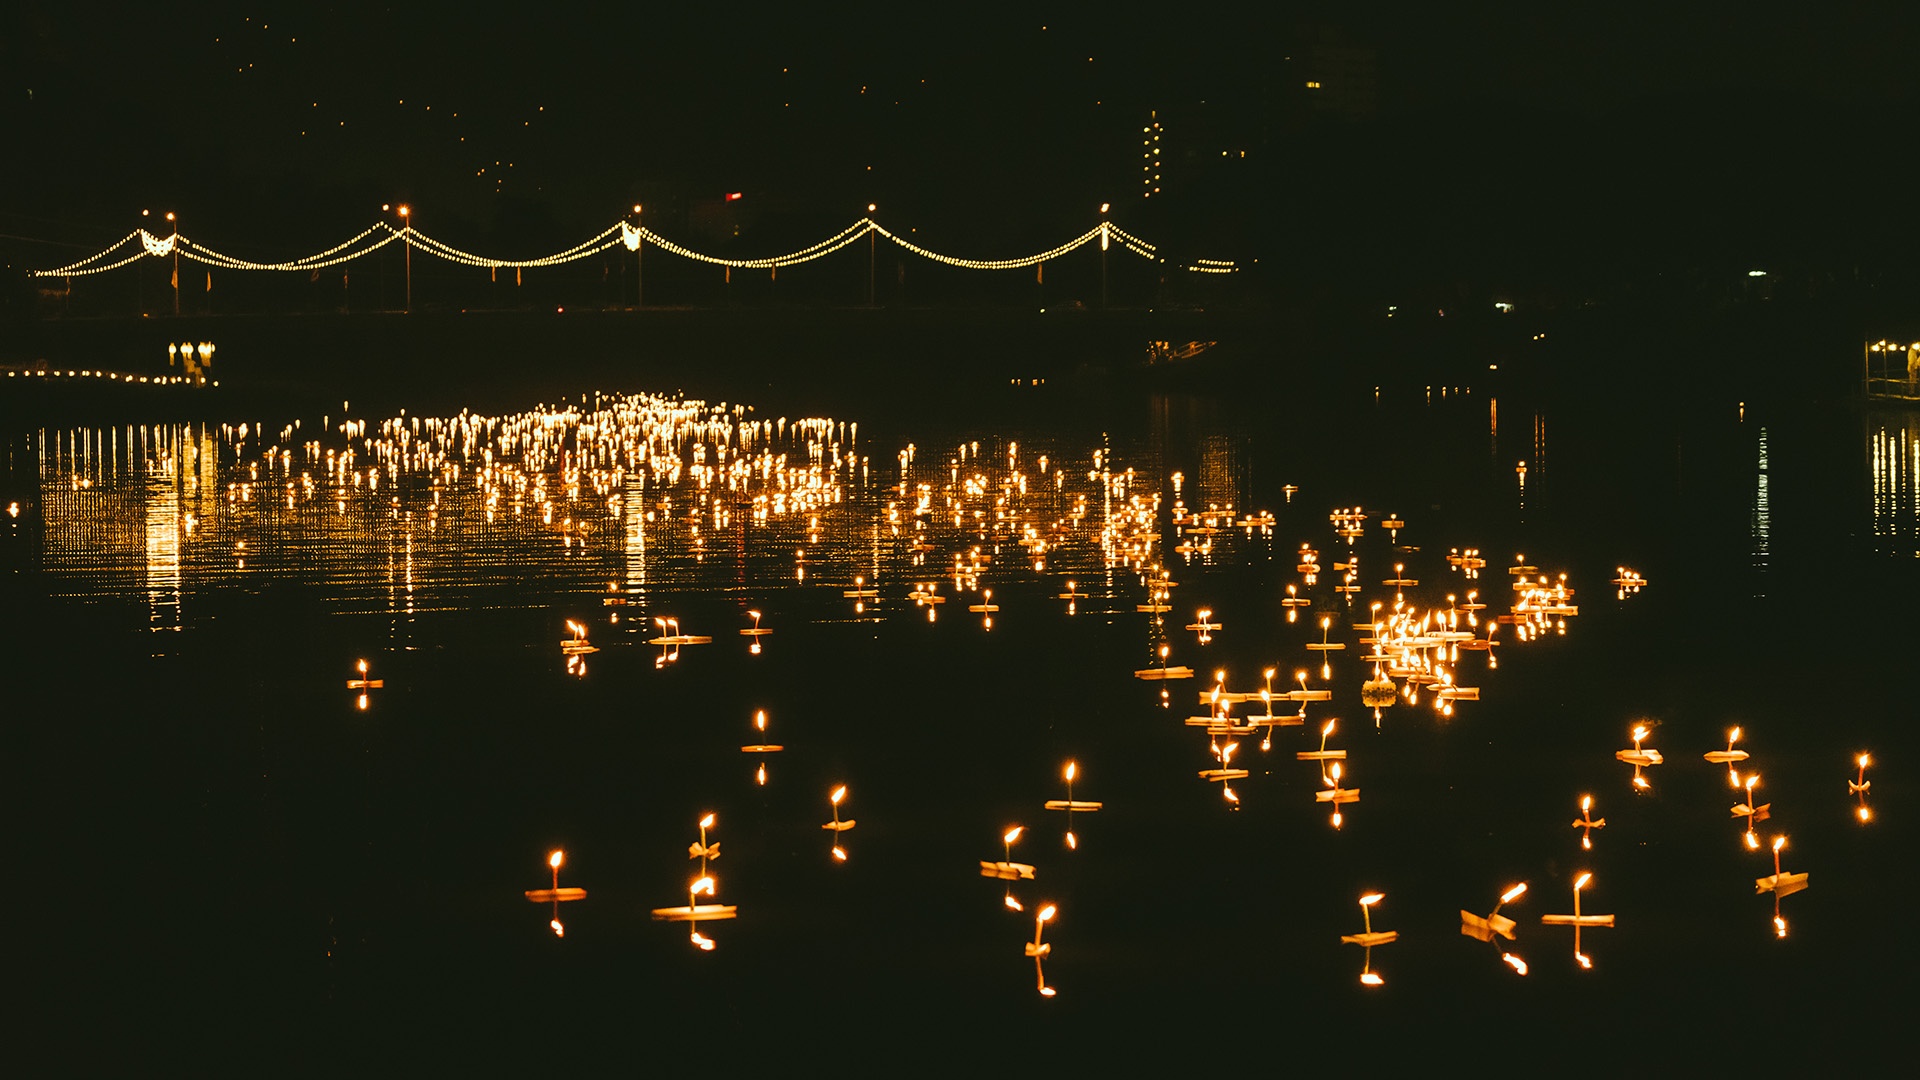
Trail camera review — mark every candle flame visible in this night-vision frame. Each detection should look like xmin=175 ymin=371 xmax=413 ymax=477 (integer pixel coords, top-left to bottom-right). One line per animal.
xmin=691 ymin=932 xmax=715 ymax=951
xmin=1500 ymin=883 xmax=1528 ymax=904
xmin=1772 ymin=835 xmax=1786 ymax=853
xmin=1004 ymin=826 xmax=1024 ymax=844
xmin=1573 ymin=872 xmax=1591 ymax=891
xmin=549 ymin=850 xmax=564 ymax=869
xmin=550 ymin=919 xmax=565 ymax=937
xmin=691 ymin=876 xmax=715 ymax=896
xmin=1004 ymin=895 xmax=1023 ymax=911
xmin=1580 ymin=794 xmax=1592 ymax=812
xmin=830 ymin=785 xmax=847 ymax=805
xmin=1359 ymin=892 xmax=1385 ymax=906
xmin=1037 ymin=904 xmax=1057 ymax=923
xmin=1502 ymin=953 xmax=1528 ymax=975
xmin=1064 ymin=761 xmax=1077 ymax=783
xmin=1360 ymin=972 xmax=1384 ymax=986
xmin=699 ymin=813 xmax=716 ymax=829
xmin=832 ymin=846 xmax=847 ymax=861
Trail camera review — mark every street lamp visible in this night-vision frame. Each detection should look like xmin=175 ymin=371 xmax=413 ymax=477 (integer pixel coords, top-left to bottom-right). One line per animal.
xmin=398 ymin=205 xmax=412 ymax=313
xmin=167 ymin=212 xmax=179 ymax=316
xmin=632 ymin=204 xmax=644 ymax=310
xmin=1098 ymin=202 xmax=1111 ymax=310
xmin=867 ymin=203 xmax=877 ymax=308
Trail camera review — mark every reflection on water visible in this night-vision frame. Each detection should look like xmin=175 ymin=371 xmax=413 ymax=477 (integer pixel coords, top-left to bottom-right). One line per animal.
xmin=5 ymin=376 xmax=1910 ymax=1057
xmin=1869 ymin=407 xmax=1919 ymax=557
xmin=1752 ymin=426 xmax=1771 ymax=591
xmin=17 ymin=392 xmax=1266 ymax=637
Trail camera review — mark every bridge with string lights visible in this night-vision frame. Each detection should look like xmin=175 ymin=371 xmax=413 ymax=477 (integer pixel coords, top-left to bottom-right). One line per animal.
xmin=24 ymin=209 xmax=1243 ymax=317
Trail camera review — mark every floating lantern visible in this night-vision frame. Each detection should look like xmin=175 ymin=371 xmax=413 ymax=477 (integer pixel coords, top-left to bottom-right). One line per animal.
xmin=823 ymin=785 xmax=855 ymax=861
xmin=347 ymin=659 xmax=383 ymax=711
xmin=524 ymin=849 xmax=587 ymax=937
xmin=1315 ymin=761 xmax=1359 ymax=827
xmin=651 ymin=814 xmax=737 ymax=949
xmin=842 ymin=575 xmax=878 ymax=598
xmin=1755 ymin=835 xmax=1808 ymax=936
xmin=1028 ymin=903 xmax=1059 ymax=996
xmin=1043 ymin=760 xmax=1103 ymax=849
xmin=1851 ymin=753 xmax=1872 ymax=823
xmin=1340 ymin=892 xmax=1398 ymax=986
xmin=1540 ymin=872 xmax=1614 ymax=969
xmin=1702 ymin=726 xmax=1750 ymax=787
xmin=739 ymin=609 xmax=771 ymax=653
xmin=561 ymin=619 xmax=599 ymax=655
xmin=1572 ymin=795 xmax=1606 ymax=850
xmin=979 ymin=826 xmax=1036 ymax=910
xmin=1297 ymin=718 xmax=1347 ymax=766
xmin=740 ymin=709 xmax=783 ymax=785
xmin=1615 ymin=724 xmax=1663 ymax=790
xmin=1135 ymin=643 xmax=1194 ymax=686
xmin=1305 ymin=614 xmax=1344 ymax=679
xmin=1460 ymin=882 xmax=1528 ymax=962
xmin=346 ymin=658 xmax=384 ymax=690
xmin=1461 ymin=883 xmax=1530 ymax=974
xmin=647 ymin=616 xmax=712 ymax=646
xmin=1732 ymin=773 xmax=1771 ymax=847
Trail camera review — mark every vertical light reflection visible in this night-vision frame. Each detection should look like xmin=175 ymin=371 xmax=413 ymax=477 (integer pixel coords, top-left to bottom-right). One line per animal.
xmin=1868 ymin=413 xmax=1919 ymax=557
xmin=1752 ymin=427 xmax=1770 ymax=591
xmin=146 ymin=425 xmax=183 ymax=635
xmin=623 ymin=472 xmax=649 ymax=616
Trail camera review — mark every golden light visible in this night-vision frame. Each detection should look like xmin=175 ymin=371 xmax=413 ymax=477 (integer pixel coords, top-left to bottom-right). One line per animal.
xmin=1774 ymin=916 xmax=1787 ymax=938
xmin=1359 ymin=892 xmax=1385 ymax=906
xmin=549 ymin=850 xmax=564 ymax=870
xmin=1360 ymin=972 xmax=1383 ymax=986
xmin=831 ymin=785 xmax=847 ymax=805
xmin=1037 ymin=904 xmax=1057 ymax=923
xmin=1004 ymin=826 xmax=1024 ymax=845
xmin=700 ymin=813 xmax=716 ymax=830
xmin=1772 ymin=835 xmax=1786 ymax=853
xmin=1500 ymin=883 xmax=1528 ymax=904
xmin=1004 ymin=895 xmax=1023 ymax=911
xmin=1502 ymin=954 xmax=1528 ymax=975
xmin=1573 ymin=872 xmax=1591 ymax=891
xmin=1064 ymin=761 xmax=1077 ymax=783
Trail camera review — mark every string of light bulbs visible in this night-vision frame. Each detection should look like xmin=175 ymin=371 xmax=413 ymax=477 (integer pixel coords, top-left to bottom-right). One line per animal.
xmin=31 ymin=216 xmax=1238 ymax=278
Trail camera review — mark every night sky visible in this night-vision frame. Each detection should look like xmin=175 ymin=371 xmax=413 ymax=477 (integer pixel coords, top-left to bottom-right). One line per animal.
xmin=3 ymin=4 xmax=1915 ymax=289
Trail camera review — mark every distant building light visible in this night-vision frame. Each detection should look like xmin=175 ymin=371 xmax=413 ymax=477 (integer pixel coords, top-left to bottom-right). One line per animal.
xmin=1306 ymin=81 xmax=1322 ymax=89
xmin=1747 ymin=269 xmax=1767 ymax=277
xmin=725 ymin=192 xmax=744 ymax=202
xmin=1494 ymin=302 xmax=1514 ymax=313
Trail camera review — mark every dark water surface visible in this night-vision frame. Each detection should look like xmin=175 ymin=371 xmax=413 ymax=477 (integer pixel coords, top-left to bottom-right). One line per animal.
xmin=4 ymin=331 xmax=1916 ymax=1070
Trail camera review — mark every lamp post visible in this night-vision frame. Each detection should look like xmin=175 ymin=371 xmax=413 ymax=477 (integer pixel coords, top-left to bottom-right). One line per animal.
xmin=866 ymin=203 xmax=877 ymax=308
xmin=632 ymin=204 xmax=644 ymax=310
xmin=1098 ymin=202 xmax=1110 ymax=310
xmin=398 ymin=205 xmax=412 ymax=313
xmin=167 ymin=212 xmax=179 ymax=316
